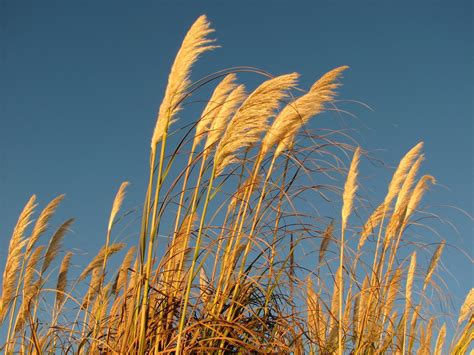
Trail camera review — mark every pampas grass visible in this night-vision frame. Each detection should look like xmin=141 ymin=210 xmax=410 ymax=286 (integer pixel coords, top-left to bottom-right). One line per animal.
xmin=0 ymin=195 xmax=37 ymax=323
xmin=41 ymin=218 xmax=74 ymax=275
xmin=434 ymin=323 xmax=446 ymax=355
xmin=0 ymin=15 xmax=471 ymax=354
xmin=194 ymin=74 xmax=237 ymax=148
xmin=384 ymin=142 xmax=423 ymax=208
xmin=151 ymin=15 xmax=217 ymax=149
xmin=458 ymin=288 xmax=474 ymax=325
xmin=108 ymin=182 xmax=129 ymax=233
xmin=114 ymin=246 xmax=136 ymax=296
xmin=214 ymin=72 xmax=299 ymax=175
xmin=261 ymin=66 xmax=348 ymax=157
xmin=78 ymin=243 xmax=126 ymax=282
xmin=205 ymin=84 xmax=247 ymax=153
xmin=26 ymin=195 xmax=64 ymax=255
xmin=55 ymin=251 xmax=73 ymax=311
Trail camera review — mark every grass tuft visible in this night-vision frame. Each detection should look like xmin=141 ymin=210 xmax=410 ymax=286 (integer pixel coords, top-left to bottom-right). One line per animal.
xmin=0 ymin=15 xmax=471 ymax=354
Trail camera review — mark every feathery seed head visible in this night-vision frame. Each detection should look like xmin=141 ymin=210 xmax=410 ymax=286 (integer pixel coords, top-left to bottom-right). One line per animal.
xmin=55 ymin=252 xmax=73 ymax=310
xmin=434 ymin=323 xmax=446 ymax=355
xmin=0 ymin=195 xmax=37 ymax=323
xmin=115 ymin=246 xmax=136 ymax=295
xmin=307 ymin=277 xmax=323 ymax=340
xmin=422 ymin=240 xmax=445 ymax=292
xmin=274 ymin=133 xmax=296 ymax=158
xmin=194 ymin=74 xmax=237 ymax=147
xmin=151 ymin=15 xmax=217 ymax=150
xmin=108 ymin=182 xmax=129 ymax=232
xmin=405 ymin=251 xmax=417 ymax=308
xmin=342 ymin=147 xmax=361 ymax=229
xmin=319 ymin=220 xmax=334 ymax=264
xmin=15 ymin=245 xmax=46 ymax=333
xmin=24 ymin=246 xmax=45 ymax=296
xmin=79 ymin=243 xmax=126 ymax=281
xmin=330 ymin=265 xmax=343 ymax=330
xmin=384 ymin=142 xmax=424 ymax=208
xmin=204 ymin=84 xmax=247 ymax=153
xmin=458 ymin=288 xmax=474 ymax=324
xmin=394 ymin=155 xmax=424 ymax=214
xmin=404 ymin=175 xmax=436 ymax=225
xmin=214 ymin=73 xmax=299 ymax=175
xmin=26 ymin=194 xmax=65 ymax=255
xmin=359 ymin=203 xmax=386 ymax=251
xmin=269 ymin=66 xmax=348 ymax=158
xmin=42 ymin=218 xmax=74 ymax=274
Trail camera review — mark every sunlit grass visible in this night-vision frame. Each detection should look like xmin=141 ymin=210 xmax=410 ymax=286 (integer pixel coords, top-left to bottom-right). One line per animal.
xmin=1 ymin=15 xmax=472 ymax=354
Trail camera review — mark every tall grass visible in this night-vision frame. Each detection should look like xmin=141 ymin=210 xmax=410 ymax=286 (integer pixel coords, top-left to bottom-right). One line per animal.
xmin=1 ymin=15 xmax=472 ymax=354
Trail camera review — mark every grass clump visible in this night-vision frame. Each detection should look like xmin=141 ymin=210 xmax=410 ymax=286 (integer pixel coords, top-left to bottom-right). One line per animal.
xmin=1 ymin=15 xmax=472 ymax=354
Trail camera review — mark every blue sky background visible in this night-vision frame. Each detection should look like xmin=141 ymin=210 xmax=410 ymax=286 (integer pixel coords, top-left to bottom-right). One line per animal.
xmin=1 ymin=0 xmax=472 ymax=336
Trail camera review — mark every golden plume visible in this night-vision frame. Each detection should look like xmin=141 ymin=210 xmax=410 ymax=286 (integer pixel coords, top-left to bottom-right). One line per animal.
xmin=42 ymin=218 xmax=75 ymax=274
xmin=342 ymin=147 xmax=361 ymax=230
xmin=319 ymin=220 xmax=334 ymax=264
xmin=26 ymin=194 xmax=65 ymax=255
xmin=214 ymin=73 xmax=299 ymax=175
xmin=434 ymin=323 xmax=446 ymax=355
xmin=204 ymin=84 xmax=247 ymax=153
xmin=16 ymin=246 xmax=45 ymax=332
xmin=422 ymin=240 xmax=445 ymax=292
xmin=359 ymin=203 xmax=386 ymax=251
xmin=458 ymin=288 xmax=474 ymax=324
xmin=403 ymin=175 xmax=436 ymax=225
xmin=108 ymin=182 xmax=129 ymax=232
xmin=307 ymin=277 xmax=326 ymax=344
xmin=79 ymin=243 xmax=126 ymax=282
xmin=55 ymin=252 xmax=73 ymax=310
xmin=115 ymin=246 xmax=136 ymax=295
xmin=405 ymin=252 xmax=417 ymax=309
xmin=151 ymin=15 xmax=217 ymax=149
xmin=385 ymin=155 xmax=424 ymax=239
xmin=263 ymin=66 xmax=348 ymax=157
xmin=384 ymin=142 xmax=423 ymax=209
xmin=0 ymin=195 xmax=37 ymax=323
xmin=393 ymin=155 xmax=424 ymax=214
xmin=194 ymin=74 xmax=237 ymax=147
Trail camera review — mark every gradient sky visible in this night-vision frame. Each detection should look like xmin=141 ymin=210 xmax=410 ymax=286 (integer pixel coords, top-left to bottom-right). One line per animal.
xmin=1 ymin=0 xmax=472 ymax=330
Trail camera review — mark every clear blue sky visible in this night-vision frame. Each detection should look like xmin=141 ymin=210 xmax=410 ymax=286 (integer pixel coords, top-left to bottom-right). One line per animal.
xmin=1 ymin=0 xmax=472 ymax=322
